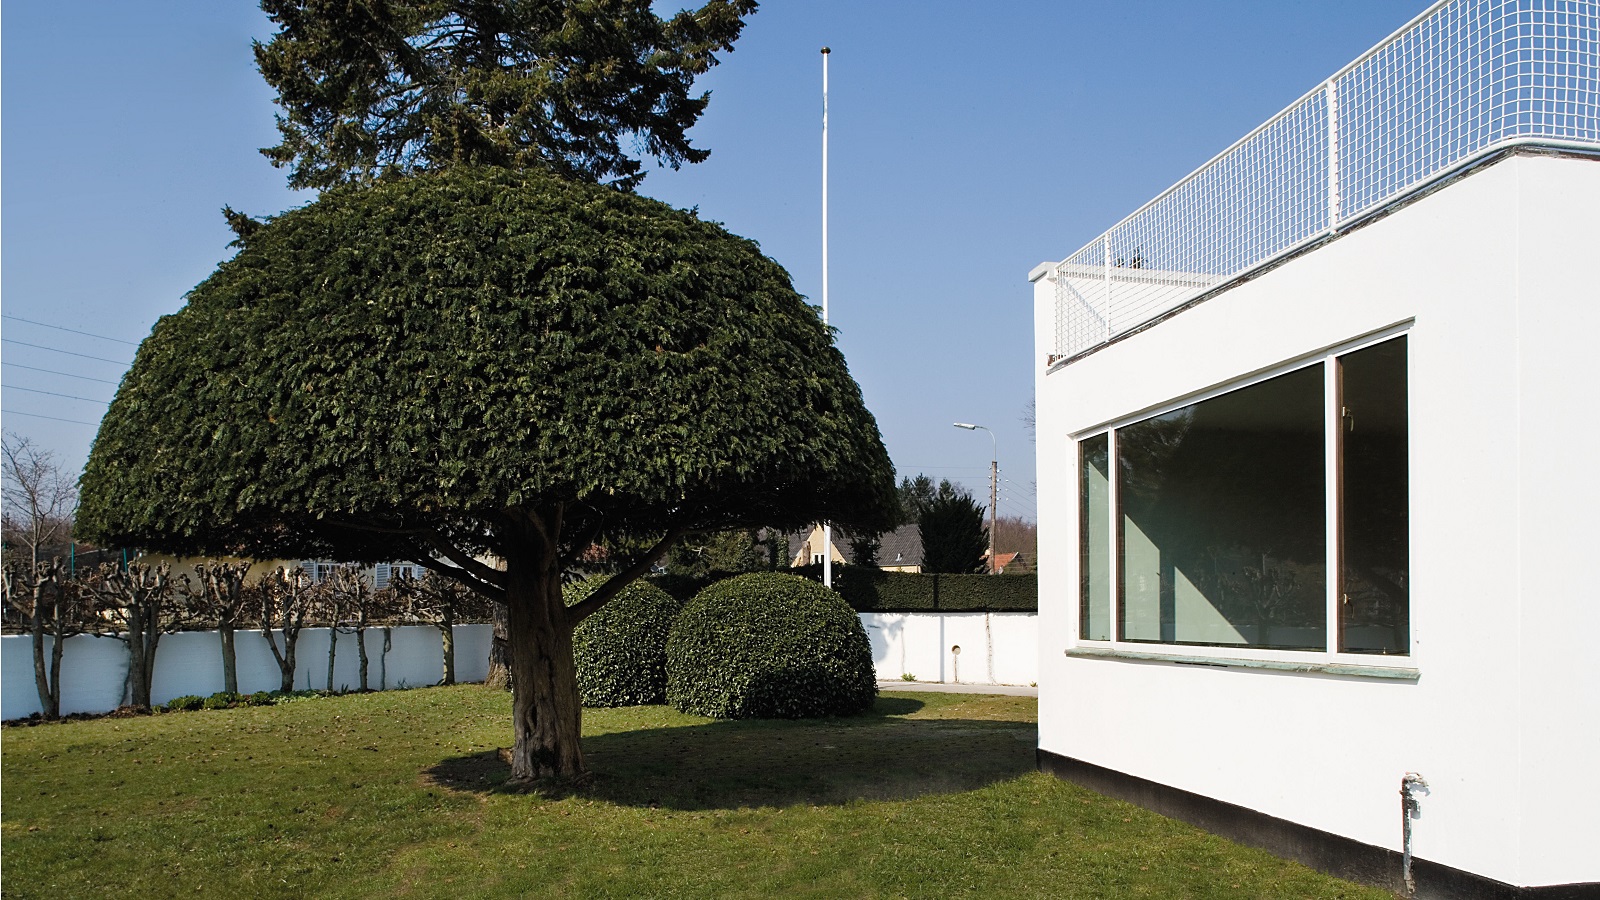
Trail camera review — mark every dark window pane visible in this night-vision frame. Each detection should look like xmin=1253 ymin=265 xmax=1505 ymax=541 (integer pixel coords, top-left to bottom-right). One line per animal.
xmin=1118 ymin=365 xmax=1327 ymax=650
xmin=1080 ymin=433 xmax=1111 ymax=640
xmin=1339 ymin=336 xmax=1409 ymax=654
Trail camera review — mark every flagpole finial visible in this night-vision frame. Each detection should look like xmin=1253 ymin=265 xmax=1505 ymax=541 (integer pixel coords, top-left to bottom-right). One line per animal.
xmin=821 ymin=46 xmax=830 ymax=54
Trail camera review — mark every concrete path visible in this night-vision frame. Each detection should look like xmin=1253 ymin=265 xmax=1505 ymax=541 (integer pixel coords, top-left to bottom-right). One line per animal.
xmin=878 ymin=680 xmax=1037 ymax=698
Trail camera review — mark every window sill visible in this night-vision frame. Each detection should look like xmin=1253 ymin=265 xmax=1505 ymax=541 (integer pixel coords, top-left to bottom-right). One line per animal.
xmin=1064 ymin=647 xmax=1419 ymax=681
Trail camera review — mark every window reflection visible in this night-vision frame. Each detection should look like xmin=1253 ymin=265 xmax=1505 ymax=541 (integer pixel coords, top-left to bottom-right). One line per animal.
xmin=1117 ymin=365 xmax=1327 ymax=650
xmin=1080 ymin=434 xmax=1111 ymax=640
xmin=1339 ymin=337 xmax=1409 ymax=654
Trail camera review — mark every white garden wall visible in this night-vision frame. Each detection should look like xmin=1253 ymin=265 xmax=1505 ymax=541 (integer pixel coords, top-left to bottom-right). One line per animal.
xmin=1 ymin=624 xmax=492 ymax=720
xmin=2 ymin=610 xmax=1039 ymax=720
xmin=860 ymin=612 xmax=1036 ymax=686
xmin=1031 ymin=153 xmax=1600 ymax=889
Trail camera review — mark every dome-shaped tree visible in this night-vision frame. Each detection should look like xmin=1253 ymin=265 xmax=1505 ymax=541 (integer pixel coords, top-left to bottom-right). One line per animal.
xmin=78 ymin=167 xmax=898 ymax=782
xmin=566 ymin=575 xmax=682 ymax=707
xmin=667 ymin=573 xmax=877 ymax=719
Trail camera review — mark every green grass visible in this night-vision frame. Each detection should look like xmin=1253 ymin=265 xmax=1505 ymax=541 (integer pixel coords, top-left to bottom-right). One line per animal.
xmin=2 ymin=686 xmax=1387 ymax=899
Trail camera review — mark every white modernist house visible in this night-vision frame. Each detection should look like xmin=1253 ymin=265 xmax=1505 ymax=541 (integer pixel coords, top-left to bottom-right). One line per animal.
xmin=1031 ymin=2 xmax=1599 ymax=897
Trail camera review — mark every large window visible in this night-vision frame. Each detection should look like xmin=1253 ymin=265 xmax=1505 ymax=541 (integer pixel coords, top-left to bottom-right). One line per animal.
xmin=1078 ymin=334 xmax=1408 ymax=656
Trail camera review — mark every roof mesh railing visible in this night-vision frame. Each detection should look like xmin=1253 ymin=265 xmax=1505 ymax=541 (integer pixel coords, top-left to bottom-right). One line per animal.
xmin=1052 ymin=0 xmax=1600 ymax=364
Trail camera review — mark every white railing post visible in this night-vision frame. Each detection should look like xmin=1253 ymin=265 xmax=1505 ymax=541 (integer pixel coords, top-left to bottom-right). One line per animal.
xmin=1102 ymin=235 xmax=1113 ymax=341
xmin=1326 ymin=78 xmax=1341 ymax=232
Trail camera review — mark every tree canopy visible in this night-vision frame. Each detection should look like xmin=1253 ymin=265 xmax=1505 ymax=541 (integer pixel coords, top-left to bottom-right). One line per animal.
xmin=78 ymin=167 xmax=896 ymax=780
xmin=80 ymin=166 xmax=896 ymax=574
xmin=256 ymin=0 xmax=758 ymax=190
xmin=917 ymin=480 xmax=988 ymax=575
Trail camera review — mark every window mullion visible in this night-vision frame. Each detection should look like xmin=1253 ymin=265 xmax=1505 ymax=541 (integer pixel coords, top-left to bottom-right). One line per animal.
xmin=1108 ymin=427 xmax=1121 ymax=644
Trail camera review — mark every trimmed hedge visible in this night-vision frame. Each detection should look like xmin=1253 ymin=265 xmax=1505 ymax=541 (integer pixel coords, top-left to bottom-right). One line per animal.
xmin=790 ymin=564 xmax=1037 ymax=612
xmin=666 ymin=573 xmax=877 ymax=719
xmin=566 ymin=576 xmax=684 ymax=707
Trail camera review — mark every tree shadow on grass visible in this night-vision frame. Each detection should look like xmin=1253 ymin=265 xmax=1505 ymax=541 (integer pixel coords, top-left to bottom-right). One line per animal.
xmin=423 ymin=696 xmax=1037 ymax=810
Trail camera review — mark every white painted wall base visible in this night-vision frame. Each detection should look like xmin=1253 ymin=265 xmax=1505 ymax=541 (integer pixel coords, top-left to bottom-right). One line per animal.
xmin=860 ymin=612 xmax=1037 ymax=686
xmin=1 ymin=625 xmax=492 ymax=720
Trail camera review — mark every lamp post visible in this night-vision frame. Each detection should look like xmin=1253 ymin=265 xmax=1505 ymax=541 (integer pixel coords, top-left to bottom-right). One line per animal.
xmin=953 ymin=422 xmax=998 ymax=574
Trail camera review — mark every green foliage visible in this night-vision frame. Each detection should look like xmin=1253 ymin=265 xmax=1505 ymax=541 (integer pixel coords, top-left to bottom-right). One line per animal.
xmin=846 ymin=529 xmax=881 ymax=567
xmin=202 ymin=692 xmax=239 ymax=711
xmin=78 ymin=166 xmax=899 ymax=563
xmin=666 ymin=529 xmax=764 ymax=577
xmin=163 ymin=695 xmax=204 ymax=712
xmin=919 ymin=482 xmax=988 ymax=574
xmin=896 ymin=473 xmax=936 ymax=524
xmin=246 ymin=690 xmax=276 ymax=706
xmin=666 ymin=573 xmax=876 ymax=719
xmin=565 ymin=575 xmax=683 ymax=707
xmin=256 ymin=0 xmax=758 ymax=191
xmin=791 ymin=564 xmax=1037 ymax=613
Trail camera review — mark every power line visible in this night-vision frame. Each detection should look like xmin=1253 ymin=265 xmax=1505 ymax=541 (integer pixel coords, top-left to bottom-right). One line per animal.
xmin=2 ymin=362 xmax=122 ymax=386
xmin=3 ymin=385 xmax=111 ymax=405
xmin=2 ymin=409 xmax=101 ymax=427
xmin=2 ymin=313 xmax=140 ymax=346
xmin=1 ymin=339 xmax=132 ymax=367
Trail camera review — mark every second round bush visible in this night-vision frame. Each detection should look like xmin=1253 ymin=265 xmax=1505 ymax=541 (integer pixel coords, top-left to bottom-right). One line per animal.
xmin=567 ymin=575 xmax=683 ymax=707
xmin=667 ymin=573 xmax=878 ymax=719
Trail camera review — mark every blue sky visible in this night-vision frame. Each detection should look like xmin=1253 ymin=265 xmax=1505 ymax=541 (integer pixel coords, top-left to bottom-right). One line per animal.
xmin=1 ymin=1 xmax=1424 ymax=523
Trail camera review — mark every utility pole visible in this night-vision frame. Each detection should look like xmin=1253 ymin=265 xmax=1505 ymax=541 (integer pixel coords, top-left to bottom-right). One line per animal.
xmin=953 ymin=423 xmax=998 ymax=574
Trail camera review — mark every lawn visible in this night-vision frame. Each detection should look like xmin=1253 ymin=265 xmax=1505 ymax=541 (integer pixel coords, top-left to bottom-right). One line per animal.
xmin=1 ymin=686 xmax=1387 ymax=899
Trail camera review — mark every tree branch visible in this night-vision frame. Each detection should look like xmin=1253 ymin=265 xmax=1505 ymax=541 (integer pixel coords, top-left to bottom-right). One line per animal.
xmin=422 ymin=529 xmax=506 ymax=589
xmin=412 ymin=555 xmax=506 ymax=604
xmin=565 ymin=524 xmax=686 ymax=626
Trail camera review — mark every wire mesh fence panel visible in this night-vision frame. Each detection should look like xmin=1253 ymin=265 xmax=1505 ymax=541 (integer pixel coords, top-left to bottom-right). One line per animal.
xmin=1052 ymin=0 xmax=1600 ymax=364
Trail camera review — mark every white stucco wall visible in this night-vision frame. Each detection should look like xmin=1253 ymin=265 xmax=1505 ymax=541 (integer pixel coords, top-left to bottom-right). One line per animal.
xmin=1032 ymin=153 xmax=1600 ymax=888
xmin=860 ymin=612 xmax=1037 ymax=686
xmin=1 ymin=624 xmax=492 ymax=720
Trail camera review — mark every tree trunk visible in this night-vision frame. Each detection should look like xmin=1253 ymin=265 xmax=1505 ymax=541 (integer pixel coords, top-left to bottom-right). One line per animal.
xmin=47 ymin=591 xmax=65 ymax=719
xmin=326 ymin=598 xmax=342 ymax=692
xmin=356 ymin=607 xmax=370 ymax=692
xmin=31 ymin=592 xmax=54 ymax=719
xmin=486 ymin=601 xmax=511 ymax=690
xmin=281 ymin=636 xmax=298 ymax=693
xmin=218 ymin=615 xmax=238 ymax=695
xmin=503 ymin=559 xmax=585 ymax=783
xmin=439 ymin=602 xmax=456 ymax=686
xmin=126 ymin=606 xmax=152 ymax=708
xmin=135 ymin=630 xmax=161 ymax=708
xmin=263 ymin=626 xmax=298 ymax=693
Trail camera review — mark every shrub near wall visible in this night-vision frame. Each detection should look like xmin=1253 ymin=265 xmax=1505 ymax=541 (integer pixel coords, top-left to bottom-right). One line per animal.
xmin=566 ymin=577 xmax=683 ymax=707
xmin=790 ymin=564 xmax=1037 ymax=612
xmin=667 ymin=573 xmax=877 ymax=719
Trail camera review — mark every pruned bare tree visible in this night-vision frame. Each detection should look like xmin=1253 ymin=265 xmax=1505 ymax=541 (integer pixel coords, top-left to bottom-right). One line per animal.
xmin=2 ymin=433 xmax=77 ymax=573
xmin=324 ymin=566 xmax=395 ymax=692
xmin=195 ymin=561 xmax=252 ymax=694
xmin=258 ymin=566 xmax=316 ymax=693
xmin=390 ymin=569 xmax=491 ymax=686
xmin=92 ymin=562 xmax=198 ymax=708
xmin=2 ymin=558 xmax=99 ymax=718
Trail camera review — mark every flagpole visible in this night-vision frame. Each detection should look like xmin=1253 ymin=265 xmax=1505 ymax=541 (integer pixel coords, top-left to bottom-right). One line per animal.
xmin=821 ymin=46 xmax=833 ymax=589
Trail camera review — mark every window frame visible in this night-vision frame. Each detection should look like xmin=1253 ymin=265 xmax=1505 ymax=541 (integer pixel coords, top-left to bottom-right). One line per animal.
xmin=1071 ymin=325 xmax=1412 ymax=672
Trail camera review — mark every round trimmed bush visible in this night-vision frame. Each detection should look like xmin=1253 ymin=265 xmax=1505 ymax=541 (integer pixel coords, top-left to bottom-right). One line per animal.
xmin=566 ymin=576 xmax=684 ymax=707
xmin=666 ymin=573 xmax=877 ymax=719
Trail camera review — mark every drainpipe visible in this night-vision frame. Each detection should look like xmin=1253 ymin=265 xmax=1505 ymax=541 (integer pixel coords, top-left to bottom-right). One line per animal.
xmin=1400 ymin=772 xmax=1429 ymax=894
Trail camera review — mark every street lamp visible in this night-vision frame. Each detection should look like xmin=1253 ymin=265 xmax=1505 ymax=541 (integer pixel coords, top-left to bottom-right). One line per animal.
xmin=953 ymin=422 xmax=998 ymax=574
